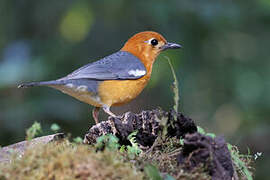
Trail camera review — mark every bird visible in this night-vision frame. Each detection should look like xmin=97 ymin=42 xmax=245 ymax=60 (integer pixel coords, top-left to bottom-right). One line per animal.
xmin=18 ymin=31 xmax=182 ymax=124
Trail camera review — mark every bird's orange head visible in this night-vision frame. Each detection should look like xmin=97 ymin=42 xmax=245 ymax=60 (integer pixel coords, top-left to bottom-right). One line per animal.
xmin=121 ymin=31 xmax=181 ymax=74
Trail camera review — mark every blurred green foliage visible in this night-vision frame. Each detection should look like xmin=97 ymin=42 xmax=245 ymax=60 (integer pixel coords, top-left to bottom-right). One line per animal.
xmin=0 ymin=0 xmax=269 ymax=179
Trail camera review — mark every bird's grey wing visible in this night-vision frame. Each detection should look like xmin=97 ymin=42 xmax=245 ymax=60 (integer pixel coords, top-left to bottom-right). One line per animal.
xmin=63 ymin=51 xmax=147 ymax=80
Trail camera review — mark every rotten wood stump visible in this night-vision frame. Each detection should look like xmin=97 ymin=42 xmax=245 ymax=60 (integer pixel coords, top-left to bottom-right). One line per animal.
xmin=83 ymin=109 xmax=235 ymax=180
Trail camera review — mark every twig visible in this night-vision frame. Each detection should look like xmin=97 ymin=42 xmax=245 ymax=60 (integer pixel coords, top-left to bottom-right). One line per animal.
xmin=164 ymin=56 xmax=179 ymax=113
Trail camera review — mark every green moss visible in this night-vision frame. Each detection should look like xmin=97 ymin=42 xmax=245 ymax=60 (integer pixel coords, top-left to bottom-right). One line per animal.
xmin=0 ymin=140 xmax=144 ymax=180
xmin=0 ymin=132 xmax=253 ymax=180
xmin=228 ymin=144 xmax=254 ymax=180
xmin=0 ymin=136 xmax=211 ymax=180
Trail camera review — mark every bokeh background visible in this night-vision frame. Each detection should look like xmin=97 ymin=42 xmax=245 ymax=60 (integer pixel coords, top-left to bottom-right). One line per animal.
xmin=0 ymin=0 xmax=269 ymax=179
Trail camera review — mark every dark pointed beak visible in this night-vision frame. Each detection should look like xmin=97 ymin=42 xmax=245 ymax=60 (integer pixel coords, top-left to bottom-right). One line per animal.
xmin=162 ymin=42 xmax=182 ymax=51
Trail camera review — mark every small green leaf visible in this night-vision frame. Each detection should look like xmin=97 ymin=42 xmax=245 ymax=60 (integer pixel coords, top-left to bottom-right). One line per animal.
xmin=179 ymin=138 xmax=184 ymax=145
xmin=119 ymin=145 xmax=126 ymax=153
xmin=95 ymin=134 xmax=120 ymax=151
xmin=26 ymin=122 xmax=42 ymax=140
xmin=206 ymin=133 xmax=216 ymax=138
xmin=127 ymin=131 xmax=138 ymax=140
xmin=73 ymin=137 xmax=83 ymax=143
xmin=126 ymin=131 xmax=142 ymax=158
xmin=144 ymin=164 xmax=163 ymax=180
xmin=50 ymin=123 xmax=61 ymax=132
xmin=197 ymin=126 xmax=206 ymax=135
xmin=197 ymin=126 xmax=217 ymax=138
xmin=164 ymin=174 xmax=176 ymax=180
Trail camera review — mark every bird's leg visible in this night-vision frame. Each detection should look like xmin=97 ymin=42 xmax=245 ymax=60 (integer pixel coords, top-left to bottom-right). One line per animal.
xmin=92 ymin=107 xmax=100 ymax=124
xmin=102 ymin=106 xmax=117 ymax=117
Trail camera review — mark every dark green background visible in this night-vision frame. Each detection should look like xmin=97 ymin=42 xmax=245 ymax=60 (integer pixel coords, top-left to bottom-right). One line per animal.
xmin=0 ymin=0 xmax=269 ymax=179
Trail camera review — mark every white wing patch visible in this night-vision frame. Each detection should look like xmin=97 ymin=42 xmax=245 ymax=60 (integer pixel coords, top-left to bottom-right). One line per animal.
xmin=76 ymin=85 xmax=88 ymax=92
xmin=128 ymin=69 xmax=146 ymax=77
xmin=65 ymin=83 xmax=74 ymax=88
xmin=65 ymin=83 xmax=88 ymax=92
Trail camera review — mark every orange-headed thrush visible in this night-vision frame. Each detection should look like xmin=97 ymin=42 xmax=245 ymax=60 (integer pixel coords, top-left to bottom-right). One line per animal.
xmin=18 ymin=31 xmax=182 ymax=124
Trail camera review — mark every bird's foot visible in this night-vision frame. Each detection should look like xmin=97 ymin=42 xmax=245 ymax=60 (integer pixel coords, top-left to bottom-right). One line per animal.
xmin=92 ymin=107 xmax=100 ymax=124
xmin=102 ymin=106 xmax=118 ymax=118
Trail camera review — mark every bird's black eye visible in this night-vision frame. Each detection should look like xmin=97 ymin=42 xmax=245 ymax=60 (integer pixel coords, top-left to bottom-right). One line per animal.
xmin=151 ymin=39 xmax=158 ymax=46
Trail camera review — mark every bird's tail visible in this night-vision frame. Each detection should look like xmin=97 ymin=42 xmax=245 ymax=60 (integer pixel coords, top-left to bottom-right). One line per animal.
xmin=18 ymin=80 xmax=63 ymax=88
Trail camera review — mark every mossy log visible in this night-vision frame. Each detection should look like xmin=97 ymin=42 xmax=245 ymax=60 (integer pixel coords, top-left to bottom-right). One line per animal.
xmin=84 ymin=109 xmax=235 ymax=180
xmin=0 ymin=110 xmax=238 ymax=180
xmin=0 ymin=133 xmax=65 ymax=163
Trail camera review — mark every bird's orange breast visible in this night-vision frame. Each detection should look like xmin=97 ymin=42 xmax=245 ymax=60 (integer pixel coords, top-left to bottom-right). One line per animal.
xmin=98 ymin=75 xmax=150 ymax=106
